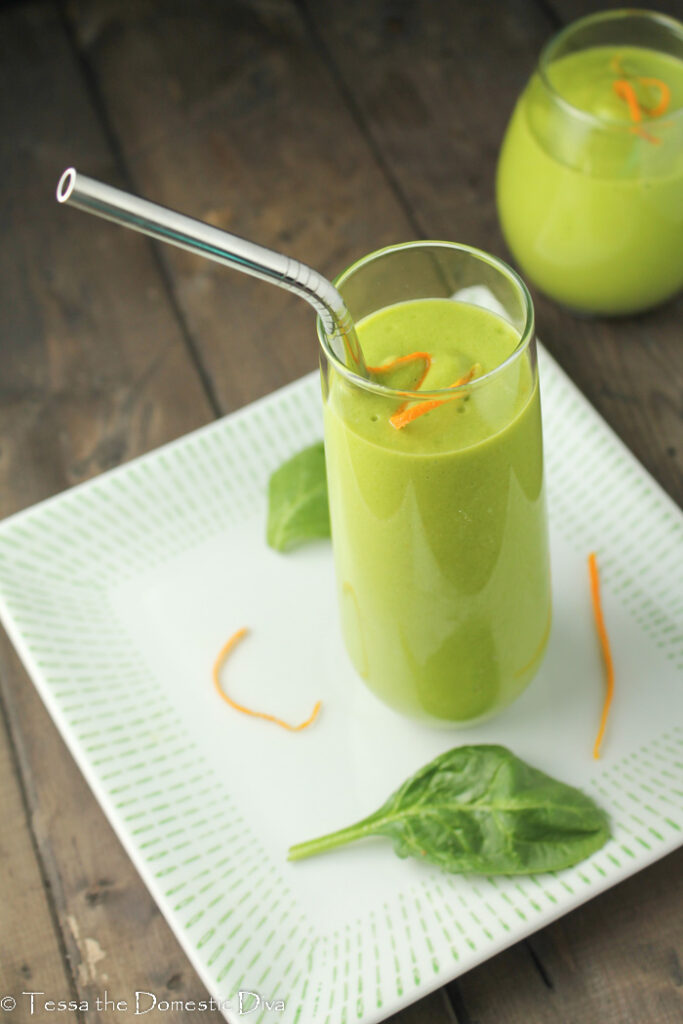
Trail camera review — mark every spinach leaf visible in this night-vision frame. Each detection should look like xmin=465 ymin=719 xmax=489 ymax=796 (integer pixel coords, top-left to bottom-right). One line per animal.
xmin=288 ymin=745 xmax=610 ymax=875
xmin=267 ymin=442 xmax=330 ymax=552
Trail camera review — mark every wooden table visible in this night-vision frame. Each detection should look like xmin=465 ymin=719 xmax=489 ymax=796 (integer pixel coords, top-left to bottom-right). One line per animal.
xmin=1 ymin=1 xmax=681 ymax=1022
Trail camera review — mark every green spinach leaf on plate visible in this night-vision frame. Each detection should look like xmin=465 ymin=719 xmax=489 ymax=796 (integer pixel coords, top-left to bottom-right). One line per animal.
xmin=267 ymin=442 xmax=330 ymax=552
xmin=288 ymin=745 xmax=610 ymax=875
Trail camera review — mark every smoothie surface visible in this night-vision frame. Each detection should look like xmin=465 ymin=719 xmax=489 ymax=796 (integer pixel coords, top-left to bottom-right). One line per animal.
xmin=546 ymin=45 xmax=683 ymax=123
xmin=335 ymin=298 xmax=527 ymax=455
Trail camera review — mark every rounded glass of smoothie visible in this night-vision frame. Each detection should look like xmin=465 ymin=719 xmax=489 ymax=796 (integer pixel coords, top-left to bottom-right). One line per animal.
xmin=318 ymin=242 xmax=551 ymax=726
xmin=496 ymin=9 xmax=683 ymax=315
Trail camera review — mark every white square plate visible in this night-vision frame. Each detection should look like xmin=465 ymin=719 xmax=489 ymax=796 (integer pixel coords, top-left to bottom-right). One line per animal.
xmin=0 ymin=347 xmax=681 ymax=1024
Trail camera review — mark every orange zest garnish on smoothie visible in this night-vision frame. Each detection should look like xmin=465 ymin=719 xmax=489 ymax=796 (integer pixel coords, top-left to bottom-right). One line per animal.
xmin=613 ymin=79 xmax=644 ymax=122
xmin=390 ymin=364 xmax=479 ymax=430
xmin=367 ymin=350 xmax=432 ymax=384
xmin=213 ymin=627 xmax=322 ymax=731
xmin=367 ymin=350 xmax=433 ymax=418
xmin=613 ymin=76 xmax=670 ymax=144
xmin=638 ymin=77 xmax=671 ymax=117
xmin=588 ymin=553 xmax=615 ymax=760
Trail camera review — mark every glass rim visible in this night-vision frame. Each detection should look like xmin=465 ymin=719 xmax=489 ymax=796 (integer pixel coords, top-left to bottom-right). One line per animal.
xmin=316 ymin=240 xmax=535 ymax=401
xmin=537 ymin=8 xmax=683 ymax=131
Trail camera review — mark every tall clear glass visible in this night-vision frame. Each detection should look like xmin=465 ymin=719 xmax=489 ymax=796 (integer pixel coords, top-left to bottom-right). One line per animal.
xmin=318 ymin=242 xmax=551 ymax=725
xmin=497 ymin=9 xmax=683 ymax=315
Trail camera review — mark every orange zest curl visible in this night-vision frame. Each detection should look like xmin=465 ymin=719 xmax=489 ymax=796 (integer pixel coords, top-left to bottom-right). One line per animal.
xmin=613 ymin=79 xmax=643 ymax=122
xmin=390 ymin=364 xmax=479 ymax=431
xmin=213 ymin=627 xmax=321 ymax=731
xmin=367 ymin=350 xmax=433 ymax=385
xmin=368 ymin=351 xmax=433 ymax=419
xmin=638 ymin=77 xmax=671 ymax=118
xmin=587 ymin=553 xmax=615 ymax=760
xmin=613 ymin=76 xmax=671 ymax=145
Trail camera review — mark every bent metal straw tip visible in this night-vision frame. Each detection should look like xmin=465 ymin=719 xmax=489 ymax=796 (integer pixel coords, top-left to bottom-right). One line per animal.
xmin=56 ymin=167 xmax=77 ymax=203
xmin=55 ymin=166 xmax=366 ymax=376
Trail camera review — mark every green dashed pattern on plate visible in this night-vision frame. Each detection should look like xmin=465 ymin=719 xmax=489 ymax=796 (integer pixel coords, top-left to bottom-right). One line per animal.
xmin=0 ymin=354 xmax=681 ymax=1024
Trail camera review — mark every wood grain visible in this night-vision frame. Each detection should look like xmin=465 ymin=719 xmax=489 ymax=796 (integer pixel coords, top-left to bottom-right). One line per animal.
xmin=0 ymin=705 xmax=79 ymax=1024
xmin=0 ymin=8 xmax=211 ymax=517
xmin=64 ymin=0 xmax=414 ymax=412
xmin=549 ymin=0 xmax=683 ymax=22
xmin=386 ymin=990 xmax=455 ymax=1024
xmin=0 ymin=4 xmax=222 ymax=1021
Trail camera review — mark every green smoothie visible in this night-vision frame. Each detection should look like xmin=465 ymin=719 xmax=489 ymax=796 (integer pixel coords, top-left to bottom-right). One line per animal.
xmin=497 ymin=45 xmax=683 ymax=314
xmin=323 ymin=298 xmax=551 ymax=724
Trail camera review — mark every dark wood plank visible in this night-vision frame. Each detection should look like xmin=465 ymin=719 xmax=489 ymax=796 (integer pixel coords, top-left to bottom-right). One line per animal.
xmin=0 ymin=710 xmax=79 ymax=1024
xmin=0 ymin=4 xmax=223 ymax=1021
xmin=304 ymin=0 xmax=683 ymax=507
xmin=386 ymin=991 xmax=455 ymax=1024
xmin=549 ymin=0 xmax=683 ymax=22
xmin=64 ymin=0 xmax=414 ymax=412
xmin=0 ymin=11 xmax=211 ymax=517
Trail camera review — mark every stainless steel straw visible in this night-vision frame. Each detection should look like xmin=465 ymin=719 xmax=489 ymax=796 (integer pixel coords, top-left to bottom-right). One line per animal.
xmin=56 ymin=168 xmax=366 ymax=375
